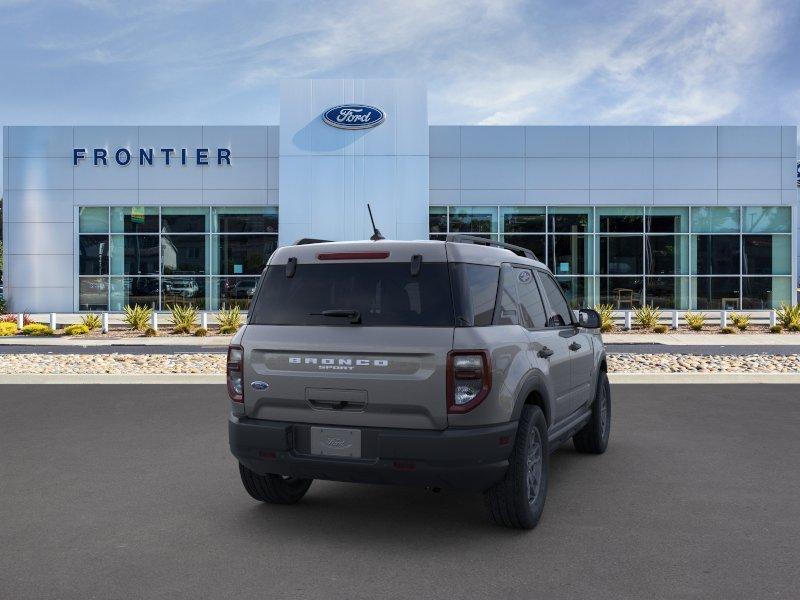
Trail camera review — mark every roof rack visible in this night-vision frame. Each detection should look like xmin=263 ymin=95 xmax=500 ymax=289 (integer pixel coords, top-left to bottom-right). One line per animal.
xmin=446 ymin=234 xmax=539 ymax=262
xmin=295 ymin=238 xmax=333 ymax=245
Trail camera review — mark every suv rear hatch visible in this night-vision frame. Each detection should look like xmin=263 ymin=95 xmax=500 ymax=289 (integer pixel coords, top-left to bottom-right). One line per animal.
xmin=242 ymin=242 xmax=455 ymax=430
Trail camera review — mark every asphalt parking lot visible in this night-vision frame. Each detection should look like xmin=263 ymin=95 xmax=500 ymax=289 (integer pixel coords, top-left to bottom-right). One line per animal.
xmin=1 ymin=384 xmax=799 ymax=599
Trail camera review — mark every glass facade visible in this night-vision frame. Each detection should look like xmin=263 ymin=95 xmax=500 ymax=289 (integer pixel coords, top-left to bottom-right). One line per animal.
xmin=430 ymin=205 xmax=793 ymax=310
xmin=78 ymin=206 xmax=278 ymax=311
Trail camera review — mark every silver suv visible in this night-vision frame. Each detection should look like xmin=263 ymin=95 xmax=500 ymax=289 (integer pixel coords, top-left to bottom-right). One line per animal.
xmin=227 ymin=236 xmax=610 ymax=529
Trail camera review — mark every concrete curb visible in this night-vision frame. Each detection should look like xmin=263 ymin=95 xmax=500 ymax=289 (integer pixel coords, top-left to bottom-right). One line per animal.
xmin=0 ymin=336 xmax=231 ymax=347
xmin=608 ymin=373 xmax=800 ymax=384
xmin=603 ymin=333 xmax=800 ymax=345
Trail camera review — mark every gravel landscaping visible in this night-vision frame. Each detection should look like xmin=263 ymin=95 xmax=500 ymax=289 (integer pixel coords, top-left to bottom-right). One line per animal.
xmin=0 ymin=351 xmax=799 ymax=375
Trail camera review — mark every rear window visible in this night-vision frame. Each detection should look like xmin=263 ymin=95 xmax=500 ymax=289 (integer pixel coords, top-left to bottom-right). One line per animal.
xmin=249 ymin=262 xmax=455 ymax=326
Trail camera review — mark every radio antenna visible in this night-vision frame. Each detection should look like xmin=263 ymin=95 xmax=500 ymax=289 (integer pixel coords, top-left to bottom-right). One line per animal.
xmin=367 ymin=204 xmax=385 ymax=241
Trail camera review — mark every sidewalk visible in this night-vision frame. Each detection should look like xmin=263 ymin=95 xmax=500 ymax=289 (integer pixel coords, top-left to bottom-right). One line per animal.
xmin=0 ymin=335 xmax=231 ymax=347
xmin=602 ymin=333 xmax=800 ymax=345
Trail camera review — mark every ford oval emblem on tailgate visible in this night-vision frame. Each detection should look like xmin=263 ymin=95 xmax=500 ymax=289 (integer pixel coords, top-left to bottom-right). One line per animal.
xmin=251 ymin=381 xmax=269 ymax=390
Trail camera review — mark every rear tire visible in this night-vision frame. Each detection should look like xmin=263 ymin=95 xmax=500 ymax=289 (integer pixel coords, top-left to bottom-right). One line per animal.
xmin=238 ymin=463 xmax=312 ymax=504
xmin=484 ymin=405 xmax=549 ymax=529
xmin=573 ymin=370 xmax=611 ymax=454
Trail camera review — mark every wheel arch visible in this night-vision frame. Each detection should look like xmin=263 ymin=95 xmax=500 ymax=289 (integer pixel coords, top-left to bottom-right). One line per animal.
xmin=511 ymin=371 xmax=553 ymax=427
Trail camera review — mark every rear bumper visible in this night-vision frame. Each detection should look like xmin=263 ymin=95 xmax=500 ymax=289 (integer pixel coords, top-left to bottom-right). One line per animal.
xmin=229 ymin=414 xmax=517 ymax=492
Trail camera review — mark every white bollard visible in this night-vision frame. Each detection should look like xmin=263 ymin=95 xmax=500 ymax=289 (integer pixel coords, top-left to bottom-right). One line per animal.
xmin=151 ymin=311 xmax=158 ymax=332
xmin=201 ymin=312 xmax=208 ymax=330
xmin=623 ymin=310 xmax=632 ymax=331
xmin=102 ymin=312 xmax=109 ymax=334
xmin=769 ymin=310 xmax=777 ymax=327
xmin=672 ymin=310 xmax=679 ymax=330
xmin=17 ymin=313 xmax=24 ymax=330
xmin=721 ymin=310 xmax=727 ymax=328
xmin=49 ymin=312 xmax=57 ymax=330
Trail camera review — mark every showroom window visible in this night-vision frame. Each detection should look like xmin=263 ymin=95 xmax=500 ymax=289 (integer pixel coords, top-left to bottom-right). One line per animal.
xmin=430 ymin=205 xmax=793 ymax=310
xmin=77 ymin=206 xmax=278 ymax=311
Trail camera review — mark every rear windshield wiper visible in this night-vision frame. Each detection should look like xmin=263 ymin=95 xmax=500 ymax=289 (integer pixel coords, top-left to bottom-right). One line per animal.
xmin=310 ymin=309 xmax=362 ymax=325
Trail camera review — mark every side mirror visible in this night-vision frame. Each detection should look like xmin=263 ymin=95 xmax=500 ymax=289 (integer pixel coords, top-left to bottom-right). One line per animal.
xmin=578 ymin=308 xmax=601 ymax=329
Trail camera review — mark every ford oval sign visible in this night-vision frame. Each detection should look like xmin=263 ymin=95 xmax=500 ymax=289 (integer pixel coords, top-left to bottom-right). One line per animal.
xmin=322 ymin=104 xmax=385 ymax=130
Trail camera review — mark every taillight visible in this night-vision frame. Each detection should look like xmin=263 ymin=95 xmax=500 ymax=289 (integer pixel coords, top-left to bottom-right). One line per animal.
xmin=227 ymin=345 xmax=244 ymax=402
xmin=447 ymin=350 xmax=491 ymax=413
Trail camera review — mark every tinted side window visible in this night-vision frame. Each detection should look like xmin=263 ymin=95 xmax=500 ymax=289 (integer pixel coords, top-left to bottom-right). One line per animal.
xmin=538 ymin=271 xmax=573 ymax=327
xmin=450 ymin=263 xmax=499 ymax=326
xmin=495 ymin=265 xmax=520 ymax=325
xmin=514 ymin=268 xmax=547 ymax=329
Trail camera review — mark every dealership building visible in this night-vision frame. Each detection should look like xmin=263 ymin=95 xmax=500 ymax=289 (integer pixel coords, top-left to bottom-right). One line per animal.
xmin=2 ymin=78 xmax=797 ymax=312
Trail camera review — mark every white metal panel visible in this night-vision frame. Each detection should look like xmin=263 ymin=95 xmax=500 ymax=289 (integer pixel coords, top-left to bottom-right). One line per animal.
xmin=396 ymin=222 xmax=429 ymax=241
xmin=589 ymin=158 xmax=653 ymax=189
xmin=74 ymin=189 xmax=135 ymax=206
xmin=653 ymin=189 xmax=717 ymax=205
xmin=429 ymin=126 xmax=460 ymax=157
xmin=461 ymin=189 xmax=524 ymax=205
xmin=781 ymin=189 xmax=797 ymax=205
xmin=781 ymin=126 xmax=797 ymax=157
xmin=138 ymin=126 xmax=203 ymax=151
xmin=7 ymin=287 xmax=73 ymax=312
xmin=460 ymin=158 xmax=523 ymax=189
xmin=590 ymin=189 xmax=654 ymax=205
xmin=526 ymin=158 xmax=589 ymax=189
xmin=429 ymin=157 xmax=460 ymax=189
xmin=267 ymin=126 xmax=279 ymax=157
xmin=718 ymin=189 xmax=781 ymax=205
xmin=267 ymin=189 xmax=278 ymax=205
xmin=4 ymin=189 xmax=73 ymax=222
xmin=718 ymin=158 xmax=780 ymax=189
xmin=203 ymin=157 xmax=266 ymax=190
xmin=395 ymin=80 xmax=428 ymax=156
xmin=525 ymin=126 xmax=589 ymax=157
xmin=75 ymin=161 xmax=138 ymax=190
xmin=267 ymin=157 xmax=279 ymax=189
xmin=9 ymin=157 xmax=73 ymax=190
xmin=7 ymin=222 xmax=73 ymax=254
xmin=361 ymin=80 xmax=398 ymax=156
xmin=718 ymin=126 xmax=781 ymax=157
xmin=202 ymin=126 xmax=267 ymax=157
xmin=429 ymin=189 xmax=459 ymax=205
xmin=202 ymin=189 xmax=268 ymax=206
xmin=780 ymin=157 xmax=797 ymax=189
xmin=590 ymin=126 xmax=653 ymax=157
xmin=277 ymin=156 xmax=312 ymax=226
xmin=137 ymin=159 xmax=201 ymax=190
xmin=7 ymin=254 xmax=73 ymax=288
xmin=279 ymin=79 xmax=313 ymax=157
xmin=460 ymin=126 xmax=524 ymax=157
xmin=654 ymin=158 xmax=717 ymax=189
xmin=309 ymin=79 xmax=349 ymax=156
xmin=311 ymin=155 xmax=348 ymax=240
xmin=9 ymin=126 xmax=73 ymax=157
xmin=525 ymin=189 xmax=590 ymax=205
xmin=73 ymin=126 xmax=138 ymax=154
xmin=396 ymin=156 xmax=429 ymax=225
xmin=140 ymin=189 xmax=202 ymax=205
xmin=653 ymin=126 xmax=717 ymax=157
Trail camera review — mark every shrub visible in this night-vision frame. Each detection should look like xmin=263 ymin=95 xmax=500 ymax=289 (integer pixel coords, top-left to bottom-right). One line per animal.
xmin=80 ymin=313 xmax=102 ymax=331
xmin=653 ymin=324 xmax=668 ymax=334
xmin=0 ymin=297 xmax=5 ymax=314
xmin=729 ymin=313 xmax=750 ymax=331
xmin=720 ymin=326 xmax=735 ymax=334
xmin=776 ymin=303 xmax=800 ymax=329
xmin=64 ymin=323 xmax=89 ymax=336
xmin=0 ymin=322 xmax=18 ymax=336
xmin=789 ymin=323 xmax=800 ymax=333
xmin=194 ymin=327 xmax=208 ymax=337
xmin=1 ymin=313 xmax=33 ymax=326
xmin=21 ymin=323 xmax=54 ymax=336
xmin=769 ymin=324 xmax=783 ymax=334
xmin=216 ymin=305 xmax=242 ymax=334
xmin=684 ymin=311 xmax=706 ymax=331
xmin=593 ymin=304 xmax=615 ymax=333
xmin=634 ymin=305 xmax=661 ymax=330
xmin=143 ymin=327 xmax=158 ymax=337
xmin=123 ymin=304 xmax=153 ymax=331
xmin=168 ymin=304 xmax=198 ymax=334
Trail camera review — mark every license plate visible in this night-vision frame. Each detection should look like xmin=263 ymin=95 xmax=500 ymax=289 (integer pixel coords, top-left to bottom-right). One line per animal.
xmin=310 ymin=427 xmax=362 ymax=458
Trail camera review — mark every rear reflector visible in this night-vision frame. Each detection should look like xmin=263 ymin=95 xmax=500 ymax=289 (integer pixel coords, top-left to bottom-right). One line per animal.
xmin=317 ymin=251 xmax=390 ymax=260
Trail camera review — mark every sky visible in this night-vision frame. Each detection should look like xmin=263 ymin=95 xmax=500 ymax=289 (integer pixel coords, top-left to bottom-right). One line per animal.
xmin=1 ymin=0 xmax=799 ymax=187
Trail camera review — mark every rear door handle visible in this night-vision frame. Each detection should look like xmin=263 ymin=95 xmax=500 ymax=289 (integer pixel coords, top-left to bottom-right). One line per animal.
xmin=537 ymin=346 xmax=554 ymax=359
xmin=569 ymin=342 xmax=582 ymax=351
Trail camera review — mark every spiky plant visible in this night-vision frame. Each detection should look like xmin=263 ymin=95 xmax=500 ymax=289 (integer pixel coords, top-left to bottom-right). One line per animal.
xmin=776 ymin=303 xmax=800 ymax=330
xmin=216 ymin=305 xmax=242 ymax=334
xmin=728 ymin=313 xmax=750 ymax=331
xmin=634 ymin=305 xmax=661 ymax=330
xmin=168 ymin=304 xmax=198 ymax=334
xmin=593 ymin=304 xmax=615 ymax=333
xmin=683 ymin=311 xmax=706 ymax=332
xmin=80 ymin=313 xmax=102 ymax=331
xmin=123 ymin=304 xmax=153 ymax=331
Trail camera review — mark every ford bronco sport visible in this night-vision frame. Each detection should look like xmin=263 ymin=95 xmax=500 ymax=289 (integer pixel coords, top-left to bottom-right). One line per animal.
xmin=228 ymin=236 xmax=609 ymax=529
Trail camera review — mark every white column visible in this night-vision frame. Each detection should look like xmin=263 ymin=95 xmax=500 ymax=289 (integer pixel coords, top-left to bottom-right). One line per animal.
xmin=624 ymin=311 xmax=632 ymax=331
xmin=769 ymin=310 xmax=777 ymax=327
xmin=151 ymin=311 xmax=158 ymax=332
xmin=201 ymin=312 xmax=208 ymax=330
xmin=102 ymin=312 xmax=109 ymax=333
xmin=721 ymin=310 xmax=727 ymax=328
xmin=671 ymin=310 xmax=679 ymax=330
xmin=49 ymin=313 xmax=57 ymax=330
xmin=17 ymin=313 xmax=24 ymax=329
